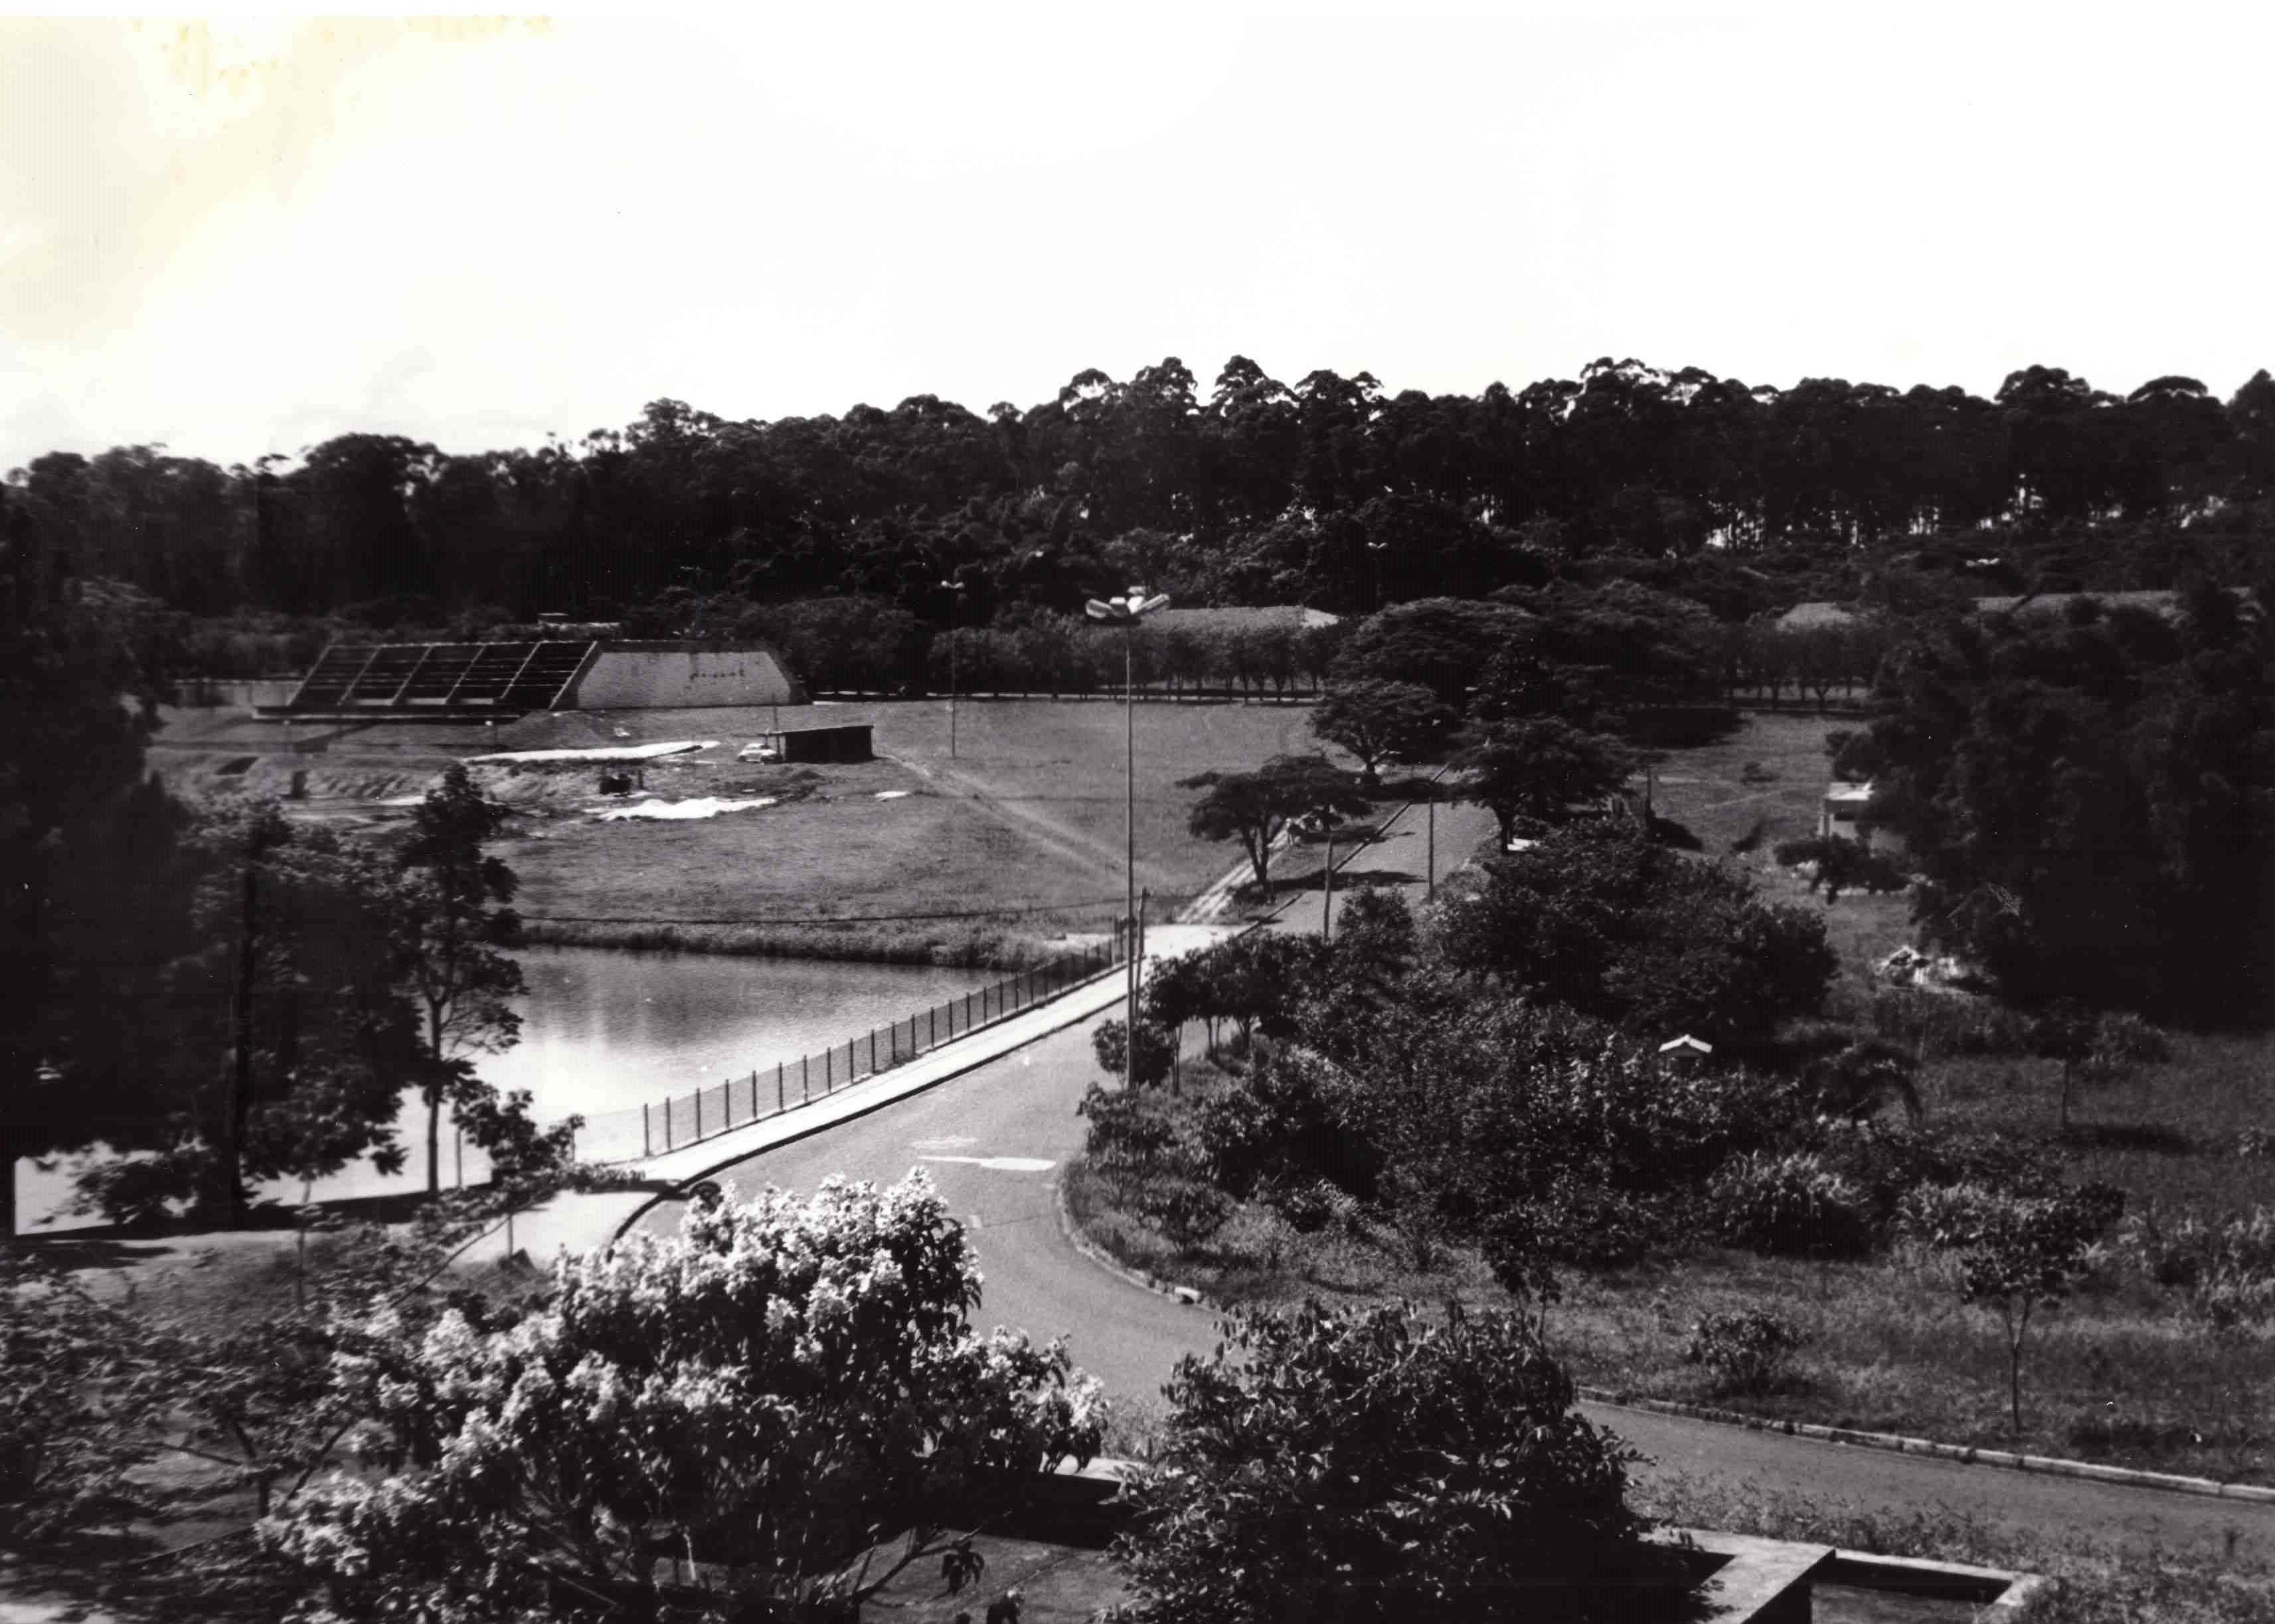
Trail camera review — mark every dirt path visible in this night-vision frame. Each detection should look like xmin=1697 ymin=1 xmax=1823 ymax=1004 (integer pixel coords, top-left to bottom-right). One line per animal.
xmin=893 ymin=755 xmax=1135 ymax=884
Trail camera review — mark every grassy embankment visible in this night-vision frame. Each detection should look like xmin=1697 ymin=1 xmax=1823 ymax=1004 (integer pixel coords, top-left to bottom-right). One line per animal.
xmin=1067 ymin=711 xmax=2275 ymax=1484
xmin=152 ymin=696 xmax=1329 ymax=966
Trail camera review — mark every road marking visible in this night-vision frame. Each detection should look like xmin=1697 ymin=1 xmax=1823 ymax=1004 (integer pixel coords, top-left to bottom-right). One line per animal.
xmin=918 ymin=1155 xmax=1056 ymax=1174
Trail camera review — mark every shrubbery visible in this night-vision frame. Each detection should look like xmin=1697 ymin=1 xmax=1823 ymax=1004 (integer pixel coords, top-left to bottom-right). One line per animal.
xmin=1110 ymin=1300 xmax=1682 ymax=1624
xmin=1685 ymin=1309 xmax=1812 ymax=1394
xmin=1434 ymin=819 xmax=1837 ymax=1043
xmin=1708 ymin=1151 xmax=1877 ymax=1259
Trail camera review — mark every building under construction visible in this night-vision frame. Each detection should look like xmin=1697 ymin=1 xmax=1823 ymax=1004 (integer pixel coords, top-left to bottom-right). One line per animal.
xmin=263 ymin=635 xmax=807 ymax=721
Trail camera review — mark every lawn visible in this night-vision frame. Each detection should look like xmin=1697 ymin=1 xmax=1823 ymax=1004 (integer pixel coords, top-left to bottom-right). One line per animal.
xmin=212 ymin=696 xmax=1339 ymax=962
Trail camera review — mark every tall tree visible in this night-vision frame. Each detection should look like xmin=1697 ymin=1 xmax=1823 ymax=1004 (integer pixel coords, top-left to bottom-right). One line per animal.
xmin=393 ymin=764 xmax=527 ymax=1196
xmin=1182 ymin=755 xmax=1369 ymax=892
xmin=0 ymin=573 xmax=187 ymax=1238
xmin=1452 ymin=718 xmax=1637 ymax=845
xmin=1309 ymin=679 xmax=1450 ymax=786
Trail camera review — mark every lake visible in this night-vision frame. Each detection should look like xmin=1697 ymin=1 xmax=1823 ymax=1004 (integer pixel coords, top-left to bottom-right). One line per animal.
xmin=16 ymin=947 xmax=1001 ymax=1230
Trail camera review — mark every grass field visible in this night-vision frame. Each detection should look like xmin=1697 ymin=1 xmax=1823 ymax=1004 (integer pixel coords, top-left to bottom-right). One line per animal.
xmin=156 ymin=696 xmax=1335 ymax=963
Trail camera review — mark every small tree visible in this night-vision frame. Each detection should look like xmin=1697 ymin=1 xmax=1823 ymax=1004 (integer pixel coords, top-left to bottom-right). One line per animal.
xmin=262 ymin=1171 xmax=1104 ymax=1622
xmin=1310 ymin=679 xmax=1449 ymax=787
xmin=1110 ymin=1299 xmax=1678 ymax=1623
xmin=1181 ymin=754 xmax=1368 ymax=893
xmin=2030 ymin=1000 xmax=2096 ymax=1133
xmin=1902 ymin=1182 xmax=2122 ymax=1434
xmin=1452 ymin=718 xmax=1636 ymax=846
xmin=394 ymin=764 xmax=528 ymax=1196
xmin=1092 ymin=1017 xmax=1177 ymax=1091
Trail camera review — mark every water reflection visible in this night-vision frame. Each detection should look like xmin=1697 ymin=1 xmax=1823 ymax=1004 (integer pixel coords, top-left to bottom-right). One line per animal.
xmin=17 ymin=947 xmax=1000 ymax=1230
xmin=479 ymin=947 xmax=998 ymax=1119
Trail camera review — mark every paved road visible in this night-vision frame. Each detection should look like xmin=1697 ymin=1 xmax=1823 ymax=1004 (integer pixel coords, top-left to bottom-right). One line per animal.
xmin=641 ymin=791 xmax=2275 ymax=1564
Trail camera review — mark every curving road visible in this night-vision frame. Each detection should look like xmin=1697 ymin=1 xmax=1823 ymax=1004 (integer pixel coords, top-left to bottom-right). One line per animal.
xmin=639 ymin=797 xmax=2275 ymax=1564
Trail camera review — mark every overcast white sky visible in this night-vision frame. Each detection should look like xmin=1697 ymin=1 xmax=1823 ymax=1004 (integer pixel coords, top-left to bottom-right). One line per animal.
xmin=5 ymin=11 xmax=2273 ymax=471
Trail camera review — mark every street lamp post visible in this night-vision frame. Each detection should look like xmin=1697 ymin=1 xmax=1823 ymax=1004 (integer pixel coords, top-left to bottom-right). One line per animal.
xmin=938 ymin=578 xmax=968 ymax=760
xmin=1086 ymin=586 xmax=1170 ymax=1094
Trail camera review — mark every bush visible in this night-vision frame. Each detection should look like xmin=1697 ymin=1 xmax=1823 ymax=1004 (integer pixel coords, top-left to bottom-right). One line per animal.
xmin=1435 ymin=819 xmax=1836 ymax=1043
xmin=1110 ymin=1301 xmax=1683 ymax=1623
xmin=1094 ymin=1017 xmax=1178 ymax=1090
xmin=1078 ymin=1083 xmax=1175 ymax=1178
xmin=1516 ymin=1178 xmax=1675 ymax=1270
xmin=1134 ymin=1179 xmax=1235 ymax=1252
xmin=1867 ymin=987 xmax=2033 ymax=1058
xmin=1685 ymin=1309 xmax=1812 ymax=1394
xmin=0 ymin=1253 xmax=152 ymax=1548
xmin=2120 ymin=1206 xmax=2275 ymax=1292
xmin=1772 ymin=835 xmax=1909 ymax=902
xmin=1709 ymin=1151 xmax=1877 ymax=1259
xmin=1191 ymin=1046 xmax=1381 ymax=1204
xmin=1262 ymin=1178 xmax=1338 ymax=1235
xmin=1806 ymin=1121 xmax=2063 ymax=1226
xmin=2089 ymin=1011 xmax=2169 ymax=1064
xmin=263 ymin=1173 xmax=1104 ymax=1621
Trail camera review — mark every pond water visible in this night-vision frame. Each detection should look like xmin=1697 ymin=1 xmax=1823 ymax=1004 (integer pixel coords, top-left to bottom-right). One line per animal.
xmin=481 ymin=946 xmax=999 ymax=1121
xmin=17 ymin=947 xmax=1000 ymax=1230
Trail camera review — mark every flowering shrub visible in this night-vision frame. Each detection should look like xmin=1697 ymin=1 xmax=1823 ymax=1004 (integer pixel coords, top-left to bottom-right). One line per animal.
xmin=1685 ymin=1309 xmax=1812 ymax=1393
xmin=262 ymin=1171 xmax=1104 ymax=1622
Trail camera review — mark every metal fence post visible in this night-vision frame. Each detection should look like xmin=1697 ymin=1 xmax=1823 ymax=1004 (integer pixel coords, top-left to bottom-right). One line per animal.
xmin=825 ymin=1046 xmax=832 ymax=1091
xmin=665 ymin=1097 xmax=674 ymax=1151
xmin=778 ymin=1062 xmax=785 ymax=1114
xmin=803 ymin=1054 xmax=811 ymax=1102
xmin=696 ymin=1086 xmax=705 ymax=1141
xmin=643 ymin=1101 xmax=651 ymax=1158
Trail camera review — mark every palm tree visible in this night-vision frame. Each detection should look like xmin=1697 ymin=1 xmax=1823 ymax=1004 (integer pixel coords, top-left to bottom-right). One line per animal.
xmin=1806 ymin=1038 xmax=1924 ymax=1125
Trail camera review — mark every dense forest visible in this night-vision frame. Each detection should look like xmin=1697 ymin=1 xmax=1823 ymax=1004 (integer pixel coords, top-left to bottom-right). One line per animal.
xmin=8 ymin=357 xmax=2275 ymax=654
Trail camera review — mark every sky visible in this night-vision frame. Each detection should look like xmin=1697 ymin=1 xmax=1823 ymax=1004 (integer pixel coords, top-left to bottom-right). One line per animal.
xmin=5 ymin=11 xmax=2274 ymax=471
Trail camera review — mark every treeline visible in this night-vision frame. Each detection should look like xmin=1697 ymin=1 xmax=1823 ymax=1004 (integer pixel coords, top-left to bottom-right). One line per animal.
xmin=9 ymin=358 xmax=2275 ymax=632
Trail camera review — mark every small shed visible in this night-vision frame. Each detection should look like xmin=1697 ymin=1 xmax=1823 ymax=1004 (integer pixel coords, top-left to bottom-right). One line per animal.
xmin=1657 ymin=1034 xmax=1714 ymax=1063
xmin=1820 ymin=780 xmax=1879 ymax=846
xmin=752 ymin=723 xmax=873 ymax=764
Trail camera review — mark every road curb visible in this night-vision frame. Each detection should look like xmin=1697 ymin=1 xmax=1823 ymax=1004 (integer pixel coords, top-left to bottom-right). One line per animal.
xmin=1052 ymin=1172 xmax=1211 ymax=1310
xmin=1574 ymin=1388 xmax=2275 ymax=1505
xmin=1051 ymin=1190 xmax=2275 ymax=1508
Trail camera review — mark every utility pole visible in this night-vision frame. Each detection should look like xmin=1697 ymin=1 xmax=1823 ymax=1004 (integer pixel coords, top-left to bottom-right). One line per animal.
xmin=1322 ymin=823 xmax=1334 ymax=943
xmin=224 ymin=858 xmax=258 ymax=1226
xmin=938 ymin=577 xmax=968 ymax=760
xmin=1426 ymin=792 xmax=1436 ymax=901
xmin=1086 ymin=587 xmax=1169 ymax=1093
